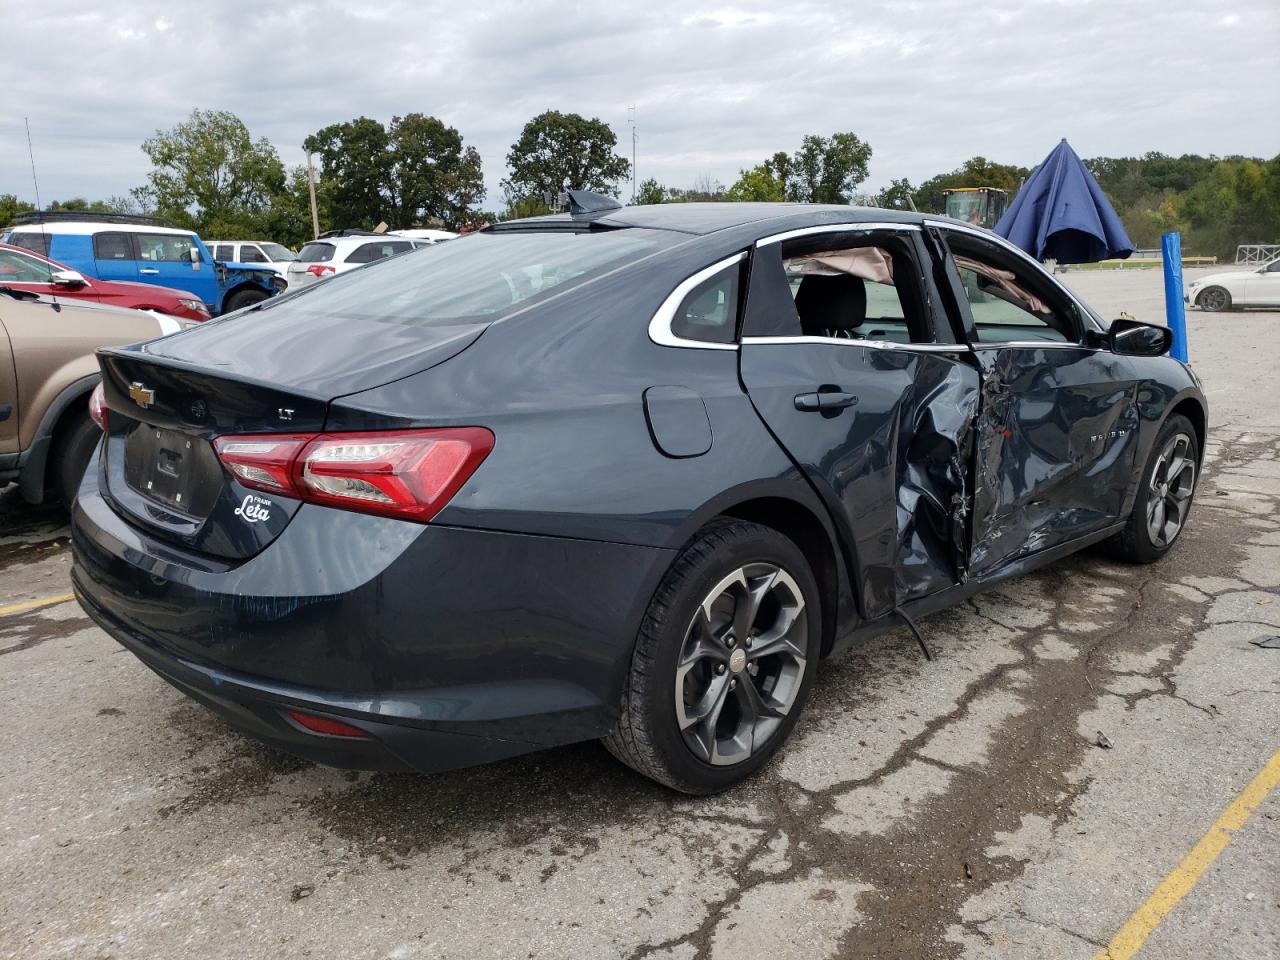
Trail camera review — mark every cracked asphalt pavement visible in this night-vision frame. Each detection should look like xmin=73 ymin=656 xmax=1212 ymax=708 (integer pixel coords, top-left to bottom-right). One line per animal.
xmin=3 ymin=269 xmax=1278 ymax=959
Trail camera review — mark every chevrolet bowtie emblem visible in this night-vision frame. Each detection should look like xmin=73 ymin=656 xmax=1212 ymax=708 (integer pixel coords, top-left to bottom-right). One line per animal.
xmin=128 ymin=382 xmax=155 ymax=408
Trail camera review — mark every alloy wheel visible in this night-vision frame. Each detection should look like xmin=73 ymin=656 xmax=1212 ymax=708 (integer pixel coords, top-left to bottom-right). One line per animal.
xmin=1147 ymin=432 xmax=1196 ymax=548
xmin=675 ymin=563 xmax=808 ymax=766
xmin=1199 ymin=288 xmax=1227 ymax=311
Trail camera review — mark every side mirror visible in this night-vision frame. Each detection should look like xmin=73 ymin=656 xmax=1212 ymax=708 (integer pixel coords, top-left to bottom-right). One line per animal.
xmin=1109 ymin=317 xmax=1172 ymax=357
xmin=189 ymin=246 xmax=201 ymax=264
xmin=50 ymin=269 xmax=87 ymax=288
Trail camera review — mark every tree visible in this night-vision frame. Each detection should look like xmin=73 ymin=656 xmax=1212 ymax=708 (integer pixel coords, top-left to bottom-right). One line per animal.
xmin=725 ymin=163 xmax=786 ymax=202
xmin=726 ymin=133 xmax=872 ymax=204
xmin=0 ymin=194 xmax=35 ymax=226
xmin=914 ymin=157 xmax=1031 ymax=213
xmin=633 ymin=178 xmax=667 ymax=205
xmin=134 ymin=109 xmax=286 ymax=235
xmin=874 ymin=178 xmax=917 ymax=211
xmin=503 ymin=110 xmax=631 ymax=206
xmin=304 ymin=114 xmax=484 ymax=231
xmin=787 ymin=133 xmax=873 ymax=203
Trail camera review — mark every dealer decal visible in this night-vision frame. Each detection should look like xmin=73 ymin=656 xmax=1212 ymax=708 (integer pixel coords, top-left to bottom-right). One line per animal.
xmin=234 ymin=494 xmax=273 ymax=524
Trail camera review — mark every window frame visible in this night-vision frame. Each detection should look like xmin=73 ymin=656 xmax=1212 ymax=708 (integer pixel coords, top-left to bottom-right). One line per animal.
xmin=740 ymin=223 xmax=964 ymax=352
xmin=647 ymin=252 xmax=747 ymax=351
xmin=926 ymin=221 xmax=1106 ymax=348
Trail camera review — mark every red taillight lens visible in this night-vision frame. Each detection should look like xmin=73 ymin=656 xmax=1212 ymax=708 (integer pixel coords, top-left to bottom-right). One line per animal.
xmin=285 ymin=710 xmax=368 ymax=738
xmin=305 ymin=264 xmax=336 ymax=278
xmin=213 ymin=435 xmax=311 ymax=495
xmin=213 ymin=428 xmax=494 ymax=523
xmin=88 ymin=382 xmax=108 ymax=432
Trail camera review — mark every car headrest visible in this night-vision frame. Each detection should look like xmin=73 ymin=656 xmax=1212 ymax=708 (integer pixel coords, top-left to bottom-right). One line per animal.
xmin=794 ymin=274 xmax=866 ymax=335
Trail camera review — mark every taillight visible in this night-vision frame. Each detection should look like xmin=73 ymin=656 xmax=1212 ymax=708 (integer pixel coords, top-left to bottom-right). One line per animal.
xmin=213 ymin=428 xmax=493 ymax=523
xmin=305 ymin=264 xmax=336 ymax=278
xmin=213 ymin=435 xmax=311 ymax=494
xmin=88 ymin=382 xmax=108 ymax=431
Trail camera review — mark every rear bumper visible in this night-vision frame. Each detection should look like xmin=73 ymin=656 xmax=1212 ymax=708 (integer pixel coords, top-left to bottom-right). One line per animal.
xmin=71 ymin=464 xmax=674 ymax=773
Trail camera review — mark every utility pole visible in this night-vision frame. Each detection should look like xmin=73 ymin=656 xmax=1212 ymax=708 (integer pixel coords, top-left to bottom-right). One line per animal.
xmin=627 ymin=105 xmax=637 ymax=203
xmin=306 ymin=151 xmax=321 ymax=240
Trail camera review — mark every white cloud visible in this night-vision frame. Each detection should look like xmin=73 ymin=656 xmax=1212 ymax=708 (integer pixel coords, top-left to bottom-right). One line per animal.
xmin=4 ymin=0 xmax=1277 ymax=211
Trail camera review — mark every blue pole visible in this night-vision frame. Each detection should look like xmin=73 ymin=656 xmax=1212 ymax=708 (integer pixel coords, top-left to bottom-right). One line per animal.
xmin=1162 ymin=231 xmax=1189 ymax=363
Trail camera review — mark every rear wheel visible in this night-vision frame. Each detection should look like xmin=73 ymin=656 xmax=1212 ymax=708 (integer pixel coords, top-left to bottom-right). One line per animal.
xmin=223 ymin=287 xmax=270 ymax=313
xmin=604 ymin=519 xmax=821 ymax=793
xmin=1109 ymin=414 xmax=1198 ymax=563
xmin=1197 ymin=286 xmax=1231 ymax=312
xmin=50 ymin=410 xmax=101 ymax=507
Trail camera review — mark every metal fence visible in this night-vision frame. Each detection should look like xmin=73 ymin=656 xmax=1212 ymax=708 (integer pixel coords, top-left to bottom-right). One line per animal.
xmin=1236 ymin=244 xmax=1280 ymax=265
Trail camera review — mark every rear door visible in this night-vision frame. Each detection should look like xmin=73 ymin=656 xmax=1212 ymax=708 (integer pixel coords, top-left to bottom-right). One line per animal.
xmin=92 ymin=231 xmax=140 ymax=284
xmin=738 ymin=223 xmax=980 ymax=620
xmin=929 ymin=224 xmax=1141 ymax=575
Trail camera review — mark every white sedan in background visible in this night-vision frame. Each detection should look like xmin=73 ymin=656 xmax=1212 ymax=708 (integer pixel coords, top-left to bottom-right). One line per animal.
xmin=1186 ymin=259 xmax=1280 ymax=311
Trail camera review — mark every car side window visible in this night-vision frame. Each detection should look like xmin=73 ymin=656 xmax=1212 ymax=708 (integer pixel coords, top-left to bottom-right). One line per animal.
xmin=93 ymin=232 xmax=134 ymax=261
xmin=239 ymin=245 xmax=266 ymax=263
xmin=345 ymin=241 xmax=411 ymax=264
xmin=944 ymin=234 xmax=1074 ymax=343
xmin=671 ymin=262 xmax=741 ymax=344
xmin=8 ymin=233 xmax=51 ymax=257
xmin=750 ymin=231 xmax=933 ymax=344
xmin=212 ymin=244 xmax=232 ymax=260
xmin=0 ymin=249 xmax=53 ymax=282
xmin=137 ymin=233 xmax=197 ymax=262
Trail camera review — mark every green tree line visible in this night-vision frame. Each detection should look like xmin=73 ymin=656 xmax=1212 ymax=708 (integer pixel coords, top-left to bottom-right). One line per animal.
xmin=3 ymin=108 xmax=1276 ymax=259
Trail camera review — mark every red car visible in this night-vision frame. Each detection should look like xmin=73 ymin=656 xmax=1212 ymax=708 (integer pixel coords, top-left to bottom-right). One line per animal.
xmin=0 ymin=241 xmax=210 ymax=322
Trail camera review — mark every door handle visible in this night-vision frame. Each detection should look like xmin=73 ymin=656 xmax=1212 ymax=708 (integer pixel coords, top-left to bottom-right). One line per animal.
xmin=794 ymin=391 xmax=859 ymax=412
xmin=139 ymin=268 xmax=160 ymax=275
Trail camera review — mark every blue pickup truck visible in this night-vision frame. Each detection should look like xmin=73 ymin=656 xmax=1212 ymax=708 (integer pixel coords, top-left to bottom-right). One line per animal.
xmin=3 ymin=213 xmax=284 ymax=316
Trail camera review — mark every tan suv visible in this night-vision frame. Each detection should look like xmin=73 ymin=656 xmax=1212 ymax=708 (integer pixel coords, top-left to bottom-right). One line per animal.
xmin=1 ymin=288 xmax=180 ymax=506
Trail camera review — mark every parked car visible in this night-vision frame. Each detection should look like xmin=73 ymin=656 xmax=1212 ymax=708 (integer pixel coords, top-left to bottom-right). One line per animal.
xmin=204 ymin=240 xmax=298 ymax=280
xmin=0 ymin=241 xmax=210 ymax=322
xmin=1185 ymin=258 xmax=1280 ymax=311
xmin=1 ymin=286 xmax=183 ymax=506
xmin=285 ymin=231 xmax=418 ymax=290
xmin=3 ymin=213 xmax=284 ymax=316
xmin=71 ymin=199 xmax=1206 ymax=794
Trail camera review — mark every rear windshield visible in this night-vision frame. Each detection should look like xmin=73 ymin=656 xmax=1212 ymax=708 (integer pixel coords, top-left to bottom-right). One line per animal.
xmin=297 ymin=242 xmax=335 ymax=263
xmin=260 ymin=242 xmax=296 ymax=261
xmin=264 ymin=229 xmax=674 ymax=325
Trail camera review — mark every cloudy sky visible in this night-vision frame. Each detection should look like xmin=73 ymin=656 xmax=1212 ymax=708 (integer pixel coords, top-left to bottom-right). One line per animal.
xmin=4 ymin=0 xmax=1277 ymax=211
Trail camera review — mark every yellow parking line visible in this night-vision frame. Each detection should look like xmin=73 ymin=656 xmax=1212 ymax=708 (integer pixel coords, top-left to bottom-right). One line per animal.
xmin=1092 ymin=750 xmax=1280 ymax=960
xmin=0 ymin=593 xmax=75 ymax=617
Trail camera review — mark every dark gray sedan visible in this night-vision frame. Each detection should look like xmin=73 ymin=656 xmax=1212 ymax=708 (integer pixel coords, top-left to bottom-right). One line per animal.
xmin=71 ymin=199 xmax=1205 ymax=793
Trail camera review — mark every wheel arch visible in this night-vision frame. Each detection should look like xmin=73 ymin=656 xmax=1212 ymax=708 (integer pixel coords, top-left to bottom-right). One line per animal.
xmin=1168 ymin=395 xmax=1207 ymax=465
xmin=18 ymin=372 xmax=99 ymax=504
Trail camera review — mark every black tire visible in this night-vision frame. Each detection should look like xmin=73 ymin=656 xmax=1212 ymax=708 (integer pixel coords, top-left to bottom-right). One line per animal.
xmin=1196 ymin=286 xmax=1231 ymax=312
xmin=1108 ymin=414 xmax=1199 ymax=563
xmin=604 ymin=519 xmax=822 ymax=794
xmin=222 ymin=287 xmax=270 ymax=313
xmin=50 ymin=410 xmax=101 ymax=507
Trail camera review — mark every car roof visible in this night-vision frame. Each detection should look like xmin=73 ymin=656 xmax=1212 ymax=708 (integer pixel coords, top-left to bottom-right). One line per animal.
xmin=497 ymin=202 xmax=927 ymax=236
xmin=7 ymin=221 xmax=195 ymax=237
xmin=301 ymin=235 xmax=414 ymax=248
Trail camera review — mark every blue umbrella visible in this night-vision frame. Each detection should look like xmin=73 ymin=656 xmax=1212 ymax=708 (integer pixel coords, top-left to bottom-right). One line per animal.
xmin=994 ymin=139 xmax=1134 ymax=263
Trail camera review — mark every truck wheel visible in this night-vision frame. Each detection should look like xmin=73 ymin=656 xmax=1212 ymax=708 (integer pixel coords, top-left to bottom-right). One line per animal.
xmin=223 ymin=287 xmax=270 ymax=313
xmin=51 ymin=410 xmax=101 ymax=507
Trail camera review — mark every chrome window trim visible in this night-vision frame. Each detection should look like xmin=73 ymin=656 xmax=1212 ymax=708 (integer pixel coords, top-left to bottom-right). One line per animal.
xmin=647 ymin=252 xmax=746 ymax=351
xmin=742 ymin=336 xmax=971 ymax=353
xmin=923 ymin=218 xmax=1107 ymax=336
xmin=969 ymin=340 xmax=1098 ymax=351
xmin=756 ymin=222 xmax=921 ymax=247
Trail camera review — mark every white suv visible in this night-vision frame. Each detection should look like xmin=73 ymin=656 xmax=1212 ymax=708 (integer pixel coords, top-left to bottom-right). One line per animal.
xmin=205 ymin=240 xmax=298 ymax=280
xmin=286 ymin=232 xmax=422 ymax=290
